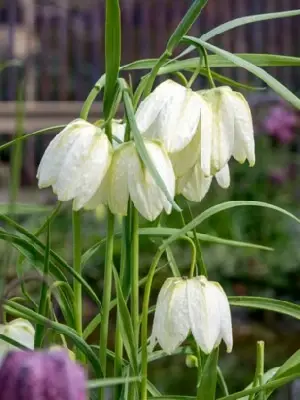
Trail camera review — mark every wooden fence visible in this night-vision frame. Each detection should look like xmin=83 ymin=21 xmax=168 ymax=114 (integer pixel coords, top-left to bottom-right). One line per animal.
xmin=1 ymin=0 xmax=300 ymax=102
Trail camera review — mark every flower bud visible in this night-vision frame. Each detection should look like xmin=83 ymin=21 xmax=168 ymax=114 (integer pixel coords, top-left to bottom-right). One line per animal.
xmin=0 ymin=319 xmax=34 ymax=365
xmin=150 ymin=276 xmax=233 ymax=354
xmin=37 ymin=119 xmax=112 ymax=210
xmin=0 ymin=350 xmax=86 ymax=400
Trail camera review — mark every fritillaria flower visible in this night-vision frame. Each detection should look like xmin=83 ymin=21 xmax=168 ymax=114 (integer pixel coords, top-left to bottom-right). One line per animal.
xmin=90 ymin=140 xmax=175 ymax=221
xmin=0 ymin=319 xmax=35 ymax=365
xmin=0 ymin=350 xmax=86 ymax=400
xmin=150 ymin=276 xmax=233 ymax=354
xmin=37 ymin=119 xmax=112 ymax=210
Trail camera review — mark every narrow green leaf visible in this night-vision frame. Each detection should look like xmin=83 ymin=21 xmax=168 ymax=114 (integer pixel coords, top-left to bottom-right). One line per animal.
xmin=112 ymin=266 xmax=138 ymax=374
xmin=239 ymin=368 xmax=278 ymax=400
xmin=160 ymin=201 xmax=300 ymax=249
xmin=139 ymin=227 xmax=273 ymax=251
xmin=228 ymin=296 xmax=300 ymax=320
xmin=82 ymin=238 xmax=106 ymax=267
xmin=0 ymin=334 xmax=30 ymax=350
xmin=122 ymin=54 xmax=300 ymax=72
xmin=198 ymin=348 xmax=219 ymax=400
xmin=176 ymin=9 xmax=300 ymax=60
xmin=0 ymin=125 xmax=65 ymax=152
xmin=0 ymin=203 xmax=52 ymax=215
xmin=87 ymin=376 xmax=141 ymax=390
xmin=119 ymin=79 xmax=181 ymax=212
xmin=185 ymin=37 xmax=300 ymax=109
xmin=103 ymin=0 xmax=121 ymax=117
xmin=166 ymin=0 xmax=208 ymax=52
xmin=34 ymin=222 xmax=51 ymax=348
xmin=202 ymin=9 xmax=300 ymax=42
xmin=4 ymin=300 xmax=102 ymax=375
xmin=264 ymin=351 xmax=300 ymax=398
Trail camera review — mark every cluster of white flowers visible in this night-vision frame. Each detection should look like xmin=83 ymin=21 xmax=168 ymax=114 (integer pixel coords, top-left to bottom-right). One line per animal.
xmin=37 ymin=80 xmax=254 ymax=221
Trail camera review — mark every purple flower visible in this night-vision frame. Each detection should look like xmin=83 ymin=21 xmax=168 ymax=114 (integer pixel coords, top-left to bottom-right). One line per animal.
xmin=263 ymin=105 xmax=297 ymax=143
xmin=0 ymin=350 xmax=87 ymax=400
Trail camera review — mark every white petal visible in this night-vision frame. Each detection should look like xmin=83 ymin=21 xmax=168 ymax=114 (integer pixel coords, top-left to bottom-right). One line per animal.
xmin=137 ymin=80 xmax=202 ymax=153
xmin=199 ymin=97 xmax=213 ymax=177
xmin=135 ymin=80 xmax=174 ymax=133
xmin=108 ymin=143 xmax=132 ymax=216
xmin=112 ymin=120 xmax=126 ymax=148
xmin=231 ymin=92 xmax=255 ymax=166
xmin=215 ymin=163 xmax=230 ymax=189
xmin=128 ymin=141 xmax=175 ymax=221
xmin=53 ymin=128 xmax=99 ymax=201
xmin=201 ymin=88 xmax=234 ymax=173
xmin=169 ymin=125 xmax=201 ymax=178
xmin=177 ymin=162 xmax=212 ymax=202
xmin=151 ymin=278 xmax=189 ymax=354
xmin=83 ymin=170 xmax=110 ymax=210
xmin=37 ymin=119 xmax=86 ymax=188
xmin=213 ymin=282 xmax=233 ymax=352
xmin=0 ymin=319 xmax=35 ymax=354
xmin=72 ymin=134 xmax=112 ymax=210
xmin=187 ymin=277 xmax=221 ymax=354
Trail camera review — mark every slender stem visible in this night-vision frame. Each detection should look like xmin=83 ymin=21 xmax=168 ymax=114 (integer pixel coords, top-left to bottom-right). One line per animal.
xmin=114 ymin=215 xmax=128 ymax=400
xmin=141 ymin=248 xmax=165 ymax=400
xmin=99 ymin=211 xmax=115 ymax=399
xmin=72 ymin=210 xmax=84 ymax=362
xmin=195 ymin=345 xmax=203 ymax=399
xmin=80 ymin=75 xmax=105 ymax=120
xmin=186 ymin=204 xmax=208 ymax=277
xmin=250 ymin=341 xmax=265 ymax=400
xmin=217 ymin=367 xmax=229 ymax=397
xmin=131 ymin=207 xmax=140 ymax=347
xmin=200 ymin=46 xmax=216 ymax=89
xmin=143 ymin=51 xmax=170 ymax=98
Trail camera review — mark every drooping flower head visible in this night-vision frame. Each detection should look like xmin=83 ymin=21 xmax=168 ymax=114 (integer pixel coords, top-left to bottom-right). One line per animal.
xmin=0 ymin=350 xmax=86 ymax=400
xmin=87 ymin=139 xmax=175 ymax=221
xmin=37 ymin=119 xmax=112 ymax=210
xmin=0 ymin=319 xmax=35 ymax=365
xmin=150 ymin=276 xmax=233 ymax=354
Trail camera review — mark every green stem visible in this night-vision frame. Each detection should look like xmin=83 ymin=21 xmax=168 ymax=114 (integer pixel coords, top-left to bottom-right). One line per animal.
xmin=114 ymin=215 xmax=128 ymax=400
xmin=131 ymin=207 xmax=139 ymax=347
xmin=186 ymin=204 xmax=208 ymax=277
xmin=80 ymin=75 xmax=105 ymax=120
xmin=143 ymin=51 xmax=171 ymax=98
xmin=250 ymin=341 xmax=265 ymax=400
xmin=141 ymin=248 xmax=165 ymax=400
xmin=72 ymin=210 xmax=84 ymax=362
xmin=99 ymin=211 xmax=115 ymax=399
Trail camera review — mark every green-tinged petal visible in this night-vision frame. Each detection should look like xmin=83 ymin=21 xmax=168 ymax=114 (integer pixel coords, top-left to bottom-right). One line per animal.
xmin=128 ymin=141 xmax=175 ymax=221
xmin=0 ymin=319 xmax=35 ymax=363
xmin=83 ymin=171 xmax=110 ymax=210
xmin=72 ymin=134 xmax=112 ymax=210
xmin=213 ymin=282 xmax=233 ymax=353
xmin=215 ymin=163 xmax=230 ymax=189
xmin=37 ymin=119 xmax=85 ymax=188
xmin=108 ymin=142 xmax=133 ymax=216
xmin=112 ymin=120 xmax=126 ymax=148
xmin=136 ymin=80 xmax=202 ymax=153
xmin=199 ymin=97 xmax=213 ymax=177
xmin=151 ymin=278 xmax=189 ymax=354
xmin=187 ymin=277 xmax=221 ymax=354
xmin=177 ymin=162 xmax=212 ymax=202
xmin=201 ymin=87 xmax=234 ymax=173
xmin=169 ymin=127 xmax=201 ymax=178
xmin=231 ymin=92 xmax=255 ymax=166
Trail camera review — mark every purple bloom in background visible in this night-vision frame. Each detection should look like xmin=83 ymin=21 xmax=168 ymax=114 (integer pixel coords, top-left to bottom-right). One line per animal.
xmin=263 ymin=104 xmax=297 ymax=143
xmin=0 ymin=350 xmax=87 ymax=400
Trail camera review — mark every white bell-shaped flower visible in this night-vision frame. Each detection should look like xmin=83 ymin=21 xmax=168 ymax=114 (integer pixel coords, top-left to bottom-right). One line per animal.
xmin=200 ymin=86 xmax=255 ymax=174
xmin=111 ymin=120 xmax=125 ymax=148
xmin=0 ymin=319 xmax=35 ymax=364
xmin=150 ymin=276 xmax=233 ymax=354
xmin=135 ymin=80 xmax=210 ymax=159
xmin=177 ymin=162 xmax=230 ymax=202
xmin=37 ymin=119 xmax=112 ymax=210
xmin=87 ymin=139 xmax=175 ymax=221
